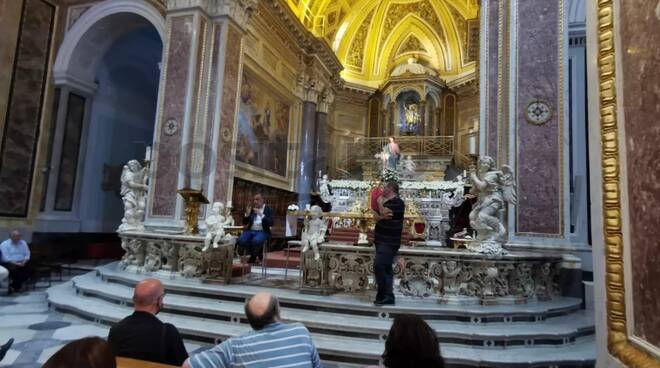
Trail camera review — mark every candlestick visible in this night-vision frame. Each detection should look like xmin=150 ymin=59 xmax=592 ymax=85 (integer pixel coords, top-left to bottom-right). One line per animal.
xmin=145 ymin=146 xmax=152 ymax=161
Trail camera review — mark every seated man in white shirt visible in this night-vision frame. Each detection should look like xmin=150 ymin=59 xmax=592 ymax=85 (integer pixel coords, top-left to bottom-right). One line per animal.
xmin=0 ymin=230 xmax=32 ymax=293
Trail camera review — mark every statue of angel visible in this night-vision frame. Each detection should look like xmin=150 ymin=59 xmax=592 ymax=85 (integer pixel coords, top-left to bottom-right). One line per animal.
xmin=118 ymin=160 xmax=149 ymax=232
xmin=203 ymin=202 xmax=235 ymax=252
xmin=301 ymin=205 xmax=328 ymax=260
xmin=318 ymin=173 xmax=333 ymax=204
xmin=467 ymin=156 xmax=516 ymax=251
xmin=402 ymin=155 xmax=416 ymax=173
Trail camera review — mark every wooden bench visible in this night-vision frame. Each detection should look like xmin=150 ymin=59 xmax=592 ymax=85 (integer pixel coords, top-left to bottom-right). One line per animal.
xmin=117 ymin=357 xmax=179 ymax=368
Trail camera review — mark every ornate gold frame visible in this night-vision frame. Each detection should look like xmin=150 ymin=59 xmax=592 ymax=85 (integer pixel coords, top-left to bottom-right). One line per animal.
xmin=597 ymin=0 xmax=660 ymax=366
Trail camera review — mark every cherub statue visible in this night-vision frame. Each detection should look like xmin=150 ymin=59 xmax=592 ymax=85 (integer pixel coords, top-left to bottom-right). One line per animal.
xmin=301 ymin=205 xmax=328 ymax=260
xmin=467 ymin=156 xmax=517 ymax=254
xmin=318 ymin=173 xmax=333 ymax=204
xmin=118 ymin=160 xmax=149 ymax=232
xmin=203 ymin=202 xmax=235 ymax=252
xmin=402 ymin=155 xmax=416 ymax=173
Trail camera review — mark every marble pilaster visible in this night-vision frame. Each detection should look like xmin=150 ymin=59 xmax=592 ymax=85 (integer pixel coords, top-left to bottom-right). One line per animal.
xmin=147 ymin=0 xmax=257 ymax=227
xmin=481 ymin=0 xmax=502 ymax=161
xmin=514 ymin=0 xmax=563 ymax=236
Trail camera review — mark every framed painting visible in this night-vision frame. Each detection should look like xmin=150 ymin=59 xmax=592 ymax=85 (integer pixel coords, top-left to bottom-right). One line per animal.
xmin=236 ymin=69 xmax=292 ymax=179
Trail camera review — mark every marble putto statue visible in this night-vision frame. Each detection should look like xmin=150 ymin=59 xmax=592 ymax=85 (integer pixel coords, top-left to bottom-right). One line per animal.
xmin=402 ymin=155 xmax=416 ymax=173
xmin=301 ymin=205 xmax=328 ymax=260
xmin=467 ymin=156 xmax=517 ymax=255
xmin=203 ymin=202 xmax=236 ymax=252
xmin=118 ymin=160 xmax=149 ymax=232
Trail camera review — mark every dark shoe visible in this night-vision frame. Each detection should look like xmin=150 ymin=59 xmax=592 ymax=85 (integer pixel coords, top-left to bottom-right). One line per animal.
xmin=0 ymin=338 xmax=14 ymax=360
xmin=374 ymin=298 xmax=395 ymax=306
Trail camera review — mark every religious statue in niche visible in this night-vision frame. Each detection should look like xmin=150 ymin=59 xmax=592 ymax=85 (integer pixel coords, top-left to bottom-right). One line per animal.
xmin=117 ymin=160 xmax=149 ymax=233
xmin=301 ymin=205 xmax=328 ymax=261
xmin=467 ymin=156 xmax=517 ymax=255
xmin=404 ymin=102 xmax=420 ymax=135
xmin=202 ymin=202 xmax=236 ymax=252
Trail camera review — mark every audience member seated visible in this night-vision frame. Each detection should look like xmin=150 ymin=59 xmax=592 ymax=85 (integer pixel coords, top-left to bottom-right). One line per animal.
xmin=237 ymin=193 xmax=274 ymax=264
xmin=108 ymin=278 xmax=188 ymax=366
xmin=0 ymin=230 xmax=32 ymax=293
xmin=184 ymin=292 xmax=321 ymax=368
xmin=381 ymin=314 xmax=444 ymax=368
xmin=43 ymin=336 xmax=116 ymax=368
xmin=0 ymin=338 xmax=14 ymax=362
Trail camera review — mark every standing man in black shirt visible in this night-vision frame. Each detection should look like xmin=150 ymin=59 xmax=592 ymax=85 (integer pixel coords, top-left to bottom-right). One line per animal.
xmin=373 ymin=181 xmax=405 ymax=306
xmin=108 ymin=278 xmax=188 ymax=365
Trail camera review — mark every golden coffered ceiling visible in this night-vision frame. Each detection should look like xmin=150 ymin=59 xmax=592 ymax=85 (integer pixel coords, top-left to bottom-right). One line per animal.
xmin=286 ymin=0 xmax=480 ymax=88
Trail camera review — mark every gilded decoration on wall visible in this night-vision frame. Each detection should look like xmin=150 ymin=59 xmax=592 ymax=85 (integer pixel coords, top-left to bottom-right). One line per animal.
xmin=379 ymin=0 xmax=447 ymax=53
xmin=597 ymin=0 xmax=660 ymax=366
xmin=346 ymin=9 xmax=375 ymax=70
xmin=397 ymin=35 xmax=427 ymax=56
xmin=237 ymin=70 xmax=291 ymax=177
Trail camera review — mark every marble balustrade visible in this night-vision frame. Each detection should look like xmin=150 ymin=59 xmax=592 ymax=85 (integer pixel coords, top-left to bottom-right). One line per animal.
xmin=118 ymin=231 xmax=234 ymax=284
xmin=301 ymin=244 xmax=563 ymax=305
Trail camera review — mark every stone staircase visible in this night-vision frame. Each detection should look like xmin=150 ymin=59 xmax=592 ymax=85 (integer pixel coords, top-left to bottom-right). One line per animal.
xmin=47 ymin=263 xmax=596 ymax=367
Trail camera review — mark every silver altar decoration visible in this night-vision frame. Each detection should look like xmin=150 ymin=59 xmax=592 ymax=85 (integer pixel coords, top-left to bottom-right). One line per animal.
xmin=467 ymin=156 xmax=517 ymax=255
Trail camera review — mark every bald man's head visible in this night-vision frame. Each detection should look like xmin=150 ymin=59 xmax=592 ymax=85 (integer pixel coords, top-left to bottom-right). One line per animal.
xmin=133 ymin=279 xmax=165 ymax=314
xmin=244 ymin=292 xmax=280 ymax=330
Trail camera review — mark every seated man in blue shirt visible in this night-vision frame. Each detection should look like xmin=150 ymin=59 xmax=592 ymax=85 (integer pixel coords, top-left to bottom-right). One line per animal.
xmin=238 ymin=193 xmax=274 ymax=264
xmin=183 ymin=292 xmax=321 ymax=368
xmin=0 ymin=230 xmax=32 ymax=293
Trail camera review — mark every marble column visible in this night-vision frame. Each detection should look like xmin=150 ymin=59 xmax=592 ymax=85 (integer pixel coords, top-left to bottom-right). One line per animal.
xmin=297 ymin=101 xmax=318 ymax=207
xmin=314 ymin=89 xmax=333 ymax=178
xmin=147 ymin=0 xmax=256 ymax=228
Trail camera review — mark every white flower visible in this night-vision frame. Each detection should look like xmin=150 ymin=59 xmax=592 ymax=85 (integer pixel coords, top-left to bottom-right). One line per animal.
xmin=287 ymin=204 xmax=300 ymax=211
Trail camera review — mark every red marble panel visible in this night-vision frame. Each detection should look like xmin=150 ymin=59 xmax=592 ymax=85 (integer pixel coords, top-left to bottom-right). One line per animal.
xmin=619 ymin=1 xmax=660 ymax=348
xmin=213 ymin=24 xmax=242 ymax=203
xmin=515 ymin=0 xmax=561 ymax=235
xmin=0 ymin=0 xmax=54 ymax=217
xmin=485 ymin=0 xmax=499 ymax=160
xmin=150 ymin=15 xmax=193 ymax=217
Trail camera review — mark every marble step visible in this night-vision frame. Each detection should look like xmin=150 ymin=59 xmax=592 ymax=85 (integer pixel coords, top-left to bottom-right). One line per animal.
xmin=96 ymin=262 xmax=583 ymax=321
xmin=47 ymin=281 xmax=596 ymax=367
xmin=73 ymin=271 xmax=594 ymax=345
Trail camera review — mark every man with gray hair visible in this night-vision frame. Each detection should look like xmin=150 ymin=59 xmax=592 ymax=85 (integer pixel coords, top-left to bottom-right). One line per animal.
xmin=108 ymin=278 xmax=188 ymax=365
xmin=184 ymin=292 xmax=321 ymax=368
xmin=0 ymin=230 xmax=32 ymax=293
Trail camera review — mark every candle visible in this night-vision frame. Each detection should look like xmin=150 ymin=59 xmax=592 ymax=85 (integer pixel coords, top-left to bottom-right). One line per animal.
xmin=227 ymin=201 xmax=232 ymax=208
xmin=145 ymin=146 xmax=152 ymax=161
xmin=305 ymin=203 xmax=311 ymax=210
xmin=463 ymin=169 xmax=467 ymax=177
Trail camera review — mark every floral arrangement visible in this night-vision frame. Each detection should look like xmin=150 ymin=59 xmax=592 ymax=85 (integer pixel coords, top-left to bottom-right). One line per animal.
xmin=287 ymin=204 xmax=300 ymax=211
xmin=380 ymin=168 xmax=400 ymax=184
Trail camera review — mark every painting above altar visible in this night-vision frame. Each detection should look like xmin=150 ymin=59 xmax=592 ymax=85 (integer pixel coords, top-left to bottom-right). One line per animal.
xmin=237 ymin=71 xmax=291 ymax=177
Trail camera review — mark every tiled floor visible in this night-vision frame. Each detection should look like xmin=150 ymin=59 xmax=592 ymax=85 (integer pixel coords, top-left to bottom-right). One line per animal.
xmin=0 ymin=279 xmax=204 ymax=368
xmin=0 ymin=277 xmax=343 ymax=368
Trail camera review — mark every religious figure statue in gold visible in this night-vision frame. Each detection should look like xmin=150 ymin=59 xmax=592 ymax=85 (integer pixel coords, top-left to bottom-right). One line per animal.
xmin=404 ymin=103 xmax=420 ymax=133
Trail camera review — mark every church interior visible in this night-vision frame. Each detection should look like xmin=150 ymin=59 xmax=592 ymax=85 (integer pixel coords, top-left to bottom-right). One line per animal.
xmin=0 ymin=0 xmax=658 ymax=367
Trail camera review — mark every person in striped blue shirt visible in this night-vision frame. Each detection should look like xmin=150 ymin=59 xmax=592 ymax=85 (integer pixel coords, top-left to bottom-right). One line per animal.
xmin=183 ymin=292 xmax=321 ymax=368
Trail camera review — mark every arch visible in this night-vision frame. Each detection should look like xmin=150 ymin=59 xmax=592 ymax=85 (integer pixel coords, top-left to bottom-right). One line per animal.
xmin=53 ymin=0 xmax=165 ymax=89
xmin=568 ymin=0 xmax=586 ymax=25
xmin=376 ymin=15 xmax=450 ymax=76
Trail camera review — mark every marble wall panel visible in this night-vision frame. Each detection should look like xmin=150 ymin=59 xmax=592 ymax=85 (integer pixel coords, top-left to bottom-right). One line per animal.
xmin=0 ymin=0 xmax=24 ymax=134
xmin=213 ymin=24 xmax=242 ymax=203
xmin=0 ymin=0 xmax=55 ymax=217
xmin=53 ymin=93 xmax=85 ymax=211
xmin=485 ymin=0 xmax=499 ymax=160
xmin=150 ymin=16 xmax=193 ymax=217
xmin=515 ymin=0 xmax=561 ymax=235
xmin=619 ymin=0 xmax=660 ymax=349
